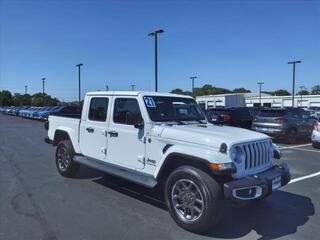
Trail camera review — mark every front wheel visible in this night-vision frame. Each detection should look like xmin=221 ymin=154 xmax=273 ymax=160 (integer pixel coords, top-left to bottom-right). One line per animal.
xmin=55 ymin=140 xmax=80 ymax=177
xmin=312 ymin=142 xmax=320 ymax=149
xmin=165 ymin=166 xmax=224 ymax=233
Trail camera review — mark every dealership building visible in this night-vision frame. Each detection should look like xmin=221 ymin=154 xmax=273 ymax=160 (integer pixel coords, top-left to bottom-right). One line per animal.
xmin=196 ymin=93 xmax=320 ymax=109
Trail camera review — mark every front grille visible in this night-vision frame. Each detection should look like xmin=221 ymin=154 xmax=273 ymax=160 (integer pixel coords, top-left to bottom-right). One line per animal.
xmin=241 ymin=140 xmax=272 ymax=170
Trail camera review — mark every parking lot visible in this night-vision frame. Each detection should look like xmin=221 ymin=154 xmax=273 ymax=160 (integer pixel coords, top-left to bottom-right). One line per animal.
xmin=0 ymin=114 xmax=319 ymax=240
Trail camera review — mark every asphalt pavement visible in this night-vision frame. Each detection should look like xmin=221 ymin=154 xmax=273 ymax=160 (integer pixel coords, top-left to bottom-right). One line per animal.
xmin=0 ymin=114 xmax=319 ymax=240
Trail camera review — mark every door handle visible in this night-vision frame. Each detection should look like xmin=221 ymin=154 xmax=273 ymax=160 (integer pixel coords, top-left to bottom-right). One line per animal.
xmin=86 ymin=127 xmax=94 ymax=133
xmin=108 ymin=130 xmax=118 ymax=137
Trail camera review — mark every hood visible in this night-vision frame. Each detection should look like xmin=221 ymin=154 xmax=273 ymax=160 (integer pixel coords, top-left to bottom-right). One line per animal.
xmin=152 ymin=123 xmax=270 ymax=149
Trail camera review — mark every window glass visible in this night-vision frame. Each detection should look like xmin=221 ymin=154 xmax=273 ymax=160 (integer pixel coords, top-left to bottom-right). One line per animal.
xmin=113 ymin=98 xmax=142 ymax=125
xmin=144 ymin=96 xmax=205 ymax=122
xmin=88 ymin=98 xmax=109 ymax=122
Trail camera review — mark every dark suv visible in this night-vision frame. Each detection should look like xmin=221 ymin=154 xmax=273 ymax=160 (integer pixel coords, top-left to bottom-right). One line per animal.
xmin=252 ymin=108 xmax=315 ymax=143
xmin=205 ymin=107 xmax=259 ymax=129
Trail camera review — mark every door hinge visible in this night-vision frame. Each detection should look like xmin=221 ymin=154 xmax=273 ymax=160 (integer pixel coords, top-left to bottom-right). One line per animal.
xmin=101 ymin=147 xmax=107 ymax=155
xmin=138 ymin=156 xmax=145 ymax=165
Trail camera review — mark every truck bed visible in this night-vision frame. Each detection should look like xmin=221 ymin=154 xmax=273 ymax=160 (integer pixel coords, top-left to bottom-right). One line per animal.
xmin=48 ymin=115 xmax=81 ymax=153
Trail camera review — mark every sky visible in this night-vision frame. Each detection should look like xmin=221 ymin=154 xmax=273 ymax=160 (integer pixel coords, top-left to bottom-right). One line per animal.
xmin=0 ymin=0 xmax=319 ymax=101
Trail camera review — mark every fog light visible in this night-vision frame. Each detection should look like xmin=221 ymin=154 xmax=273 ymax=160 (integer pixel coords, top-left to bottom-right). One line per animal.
xmin=232 ymin=186 xmax=262 ymax=200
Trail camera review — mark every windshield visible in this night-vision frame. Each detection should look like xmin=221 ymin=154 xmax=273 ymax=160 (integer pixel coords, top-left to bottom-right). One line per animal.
xmin=143 ymin=96 xmax=206 ymax=122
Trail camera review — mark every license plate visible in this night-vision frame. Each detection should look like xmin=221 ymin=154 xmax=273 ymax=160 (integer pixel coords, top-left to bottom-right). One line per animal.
xmin=272 ymin=176 xmax=281 ymax=190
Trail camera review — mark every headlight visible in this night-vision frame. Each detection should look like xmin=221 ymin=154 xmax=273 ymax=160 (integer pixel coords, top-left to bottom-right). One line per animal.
xmin=230 ymin=146 xmax=245 ymax=164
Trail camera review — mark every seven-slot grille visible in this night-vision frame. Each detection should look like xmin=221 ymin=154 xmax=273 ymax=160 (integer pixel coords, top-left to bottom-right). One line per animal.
xmin=241 ymin=140 xmax=272 ymax=169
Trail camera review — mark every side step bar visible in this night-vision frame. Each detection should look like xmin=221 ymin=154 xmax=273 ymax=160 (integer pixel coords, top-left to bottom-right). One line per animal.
xmin=73 ymin=155 xmax=157 ymax=188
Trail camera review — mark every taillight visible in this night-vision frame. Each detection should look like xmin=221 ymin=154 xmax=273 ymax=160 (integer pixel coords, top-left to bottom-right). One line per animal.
xmin=221 ymin=114 xmax=231 ymax=121
xmin=275 ymin=117 xmax=287 ymax=123
xmin=313 ymin=121 xmax=319 ymax=131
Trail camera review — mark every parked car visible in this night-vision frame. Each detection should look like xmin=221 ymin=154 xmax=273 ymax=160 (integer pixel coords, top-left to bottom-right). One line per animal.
xmin=206 ymin=107 xmax=259 ymax=129
xmin=45 ymin=91 xmax=290 ymax=233
xmin=32 ymin=107 xmax=51 ymax=119
xmin=252 ymin=107 xmax=315 ymax=144
xmin=34 ymin=106 xmax=63 ymax=120
xmin=0 ymin=106 xmax=9 ymax=113
xmin=49 ymin=106 xmax=82 ymax=118
xmin=312 ymin=120 xmax=320 ymax=148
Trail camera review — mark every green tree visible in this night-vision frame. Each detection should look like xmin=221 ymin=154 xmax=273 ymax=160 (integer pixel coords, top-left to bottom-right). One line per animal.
xmin=274 ymin=89 xmax=291 ymax=96
xmin=311 ymin=85 xmax=320 ymax=95
xmin=170 ymin=88 xmax=185 ymax=95
xmin=0 ymin=90 xmax=13 ymax=106
xmin=296 ymin=90 xmax=310 ymax=95
xmin=232 ymin=88 xmax=251 ymax=93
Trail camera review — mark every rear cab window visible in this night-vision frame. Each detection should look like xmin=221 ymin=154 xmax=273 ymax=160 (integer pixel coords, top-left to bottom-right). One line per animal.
xmin=88 ymin=98 xmax=109 ymax=122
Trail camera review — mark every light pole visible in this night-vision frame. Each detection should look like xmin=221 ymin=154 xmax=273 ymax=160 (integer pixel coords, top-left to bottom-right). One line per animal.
xmin=148 ymin=29 xmax=164 ymax=92
xmin=257 ymin=82 xmax=264 ymax=107
xmin=76 ymin=63 xmax=83 ymax=103
xmin=299 ymin=85 xmax=305 ymax=107
xmin=131 ymin=84 xmax=136 ymax=91
xmin=106 ymin=85 xmax=109 ymax=91
xmin=25 ymin=85 xmax=27 ymax=95
xmin=288 ymin=60 xmax=301 ymax=107
xmin=190 ymin=76 xmax=197 ymax=96
xmin=42 ymin=78 xmax=45 ymax=106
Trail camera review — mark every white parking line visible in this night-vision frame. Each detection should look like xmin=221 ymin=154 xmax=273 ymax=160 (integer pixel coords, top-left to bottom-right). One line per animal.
xmin=289 ymin=171 xmax=320 ymax=184
xmin=285 ymin=148 xmax=320 ymax=153
xmin=278 ymin=143 xmax=312 ymax=150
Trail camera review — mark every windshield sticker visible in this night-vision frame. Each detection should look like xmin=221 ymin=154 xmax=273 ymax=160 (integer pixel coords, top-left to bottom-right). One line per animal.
xmin=144 ymin=97 xmax=156 ymax=108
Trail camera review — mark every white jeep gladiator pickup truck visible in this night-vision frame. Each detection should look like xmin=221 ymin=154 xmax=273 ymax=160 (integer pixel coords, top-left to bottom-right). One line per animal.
xmin=45 ymin=91 xmax=290 ymax=233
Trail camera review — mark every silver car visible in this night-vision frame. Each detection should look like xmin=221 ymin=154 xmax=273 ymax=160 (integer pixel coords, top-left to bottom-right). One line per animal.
xmin=252 ymin=108 xmax=314 ymax=144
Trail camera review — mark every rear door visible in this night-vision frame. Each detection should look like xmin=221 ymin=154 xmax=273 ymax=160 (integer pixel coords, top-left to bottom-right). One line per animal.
xmin=80 ymin=97 xmax=110 ymax=161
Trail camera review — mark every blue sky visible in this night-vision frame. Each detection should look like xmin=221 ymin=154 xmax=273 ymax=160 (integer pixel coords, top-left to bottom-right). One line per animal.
xmin=0 ymin=0 xmax=319 ymax=101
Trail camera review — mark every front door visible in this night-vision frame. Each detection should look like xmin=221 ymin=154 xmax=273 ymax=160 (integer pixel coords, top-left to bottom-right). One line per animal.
xmin=107 ymin=97 xmax=145 ymax=169
xmin=80 ymin=97 xmax=110 ymax=161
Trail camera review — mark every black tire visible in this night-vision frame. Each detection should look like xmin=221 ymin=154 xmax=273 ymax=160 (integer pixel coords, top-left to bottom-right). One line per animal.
xmin=312 ymin=142 xmax=320 ymax=149
xmin=164 ymin=166 xmax=224 ymax=233
xmin=287 ymin=129 xmax=297 ymax=144
xmin=55 ymin=140 xmax=80 ymax=177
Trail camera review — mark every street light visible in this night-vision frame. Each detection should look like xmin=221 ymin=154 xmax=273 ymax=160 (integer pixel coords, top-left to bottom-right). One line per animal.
xmin=190 ymin=76 xmax=197 ymax=95
xmin=288 ymin=60 xmax=301 ymax=107
xmin=25 ymin=85 xmax=27 ymax=95
xmin=131 ymin=84 xmax=136 ymax=91
xmin=299 ymin=85 xmax=306 ymax=107
xmin=42 ymin=78 xmax=45 ymax=106
xmin=76 ymin=63 xmax=83 ymax=103
xmin=148 ymin=29 xmax=164 ymax=92
xmin=257 ymin=82 xmax=264 ymax=107
xmin=106 ymin=85 xmax=109 ymax=91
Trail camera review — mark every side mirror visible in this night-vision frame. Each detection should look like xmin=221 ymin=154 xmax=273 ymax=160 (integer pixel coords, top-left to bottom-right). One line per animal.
xmin=134 ymin=120 xmax=144 ymax=129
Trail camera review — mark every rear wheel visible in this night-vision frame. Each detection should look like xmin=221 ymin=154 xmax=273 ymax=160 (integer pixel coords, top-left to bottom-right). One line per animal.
xmin=287 ymin=129 xmax=297 ymax=144
xmin=165 ymin=166 xmax=224 ymax=233
xmin=55 ymin=140 xmax=80 ymax=177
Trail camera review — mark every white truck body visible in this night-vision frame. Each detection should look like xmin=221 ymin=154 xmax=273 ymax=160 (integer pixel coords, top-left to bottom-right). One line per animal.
xmin=46 ymin=91 xmax=290 ymax=232
xmin=48 ymin=91 xmax=273 ymax=179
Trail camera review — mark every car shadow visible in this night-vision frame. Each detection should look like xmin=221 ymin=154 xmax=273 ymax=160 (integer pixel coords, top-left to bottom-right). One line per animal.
xmin=73 ymin=166 xmax=106 ymax=179
xmin=207 ymin=191 xmax=314 ymax=239
xmin=86 ymin=168 xmax=314 ymax=239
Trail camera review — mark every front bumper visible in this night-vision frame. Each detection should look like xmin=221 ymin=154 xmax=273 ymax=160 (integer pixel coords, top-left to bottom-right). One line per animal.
xmin=224 ymin=162 xmax=291 ymax=202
